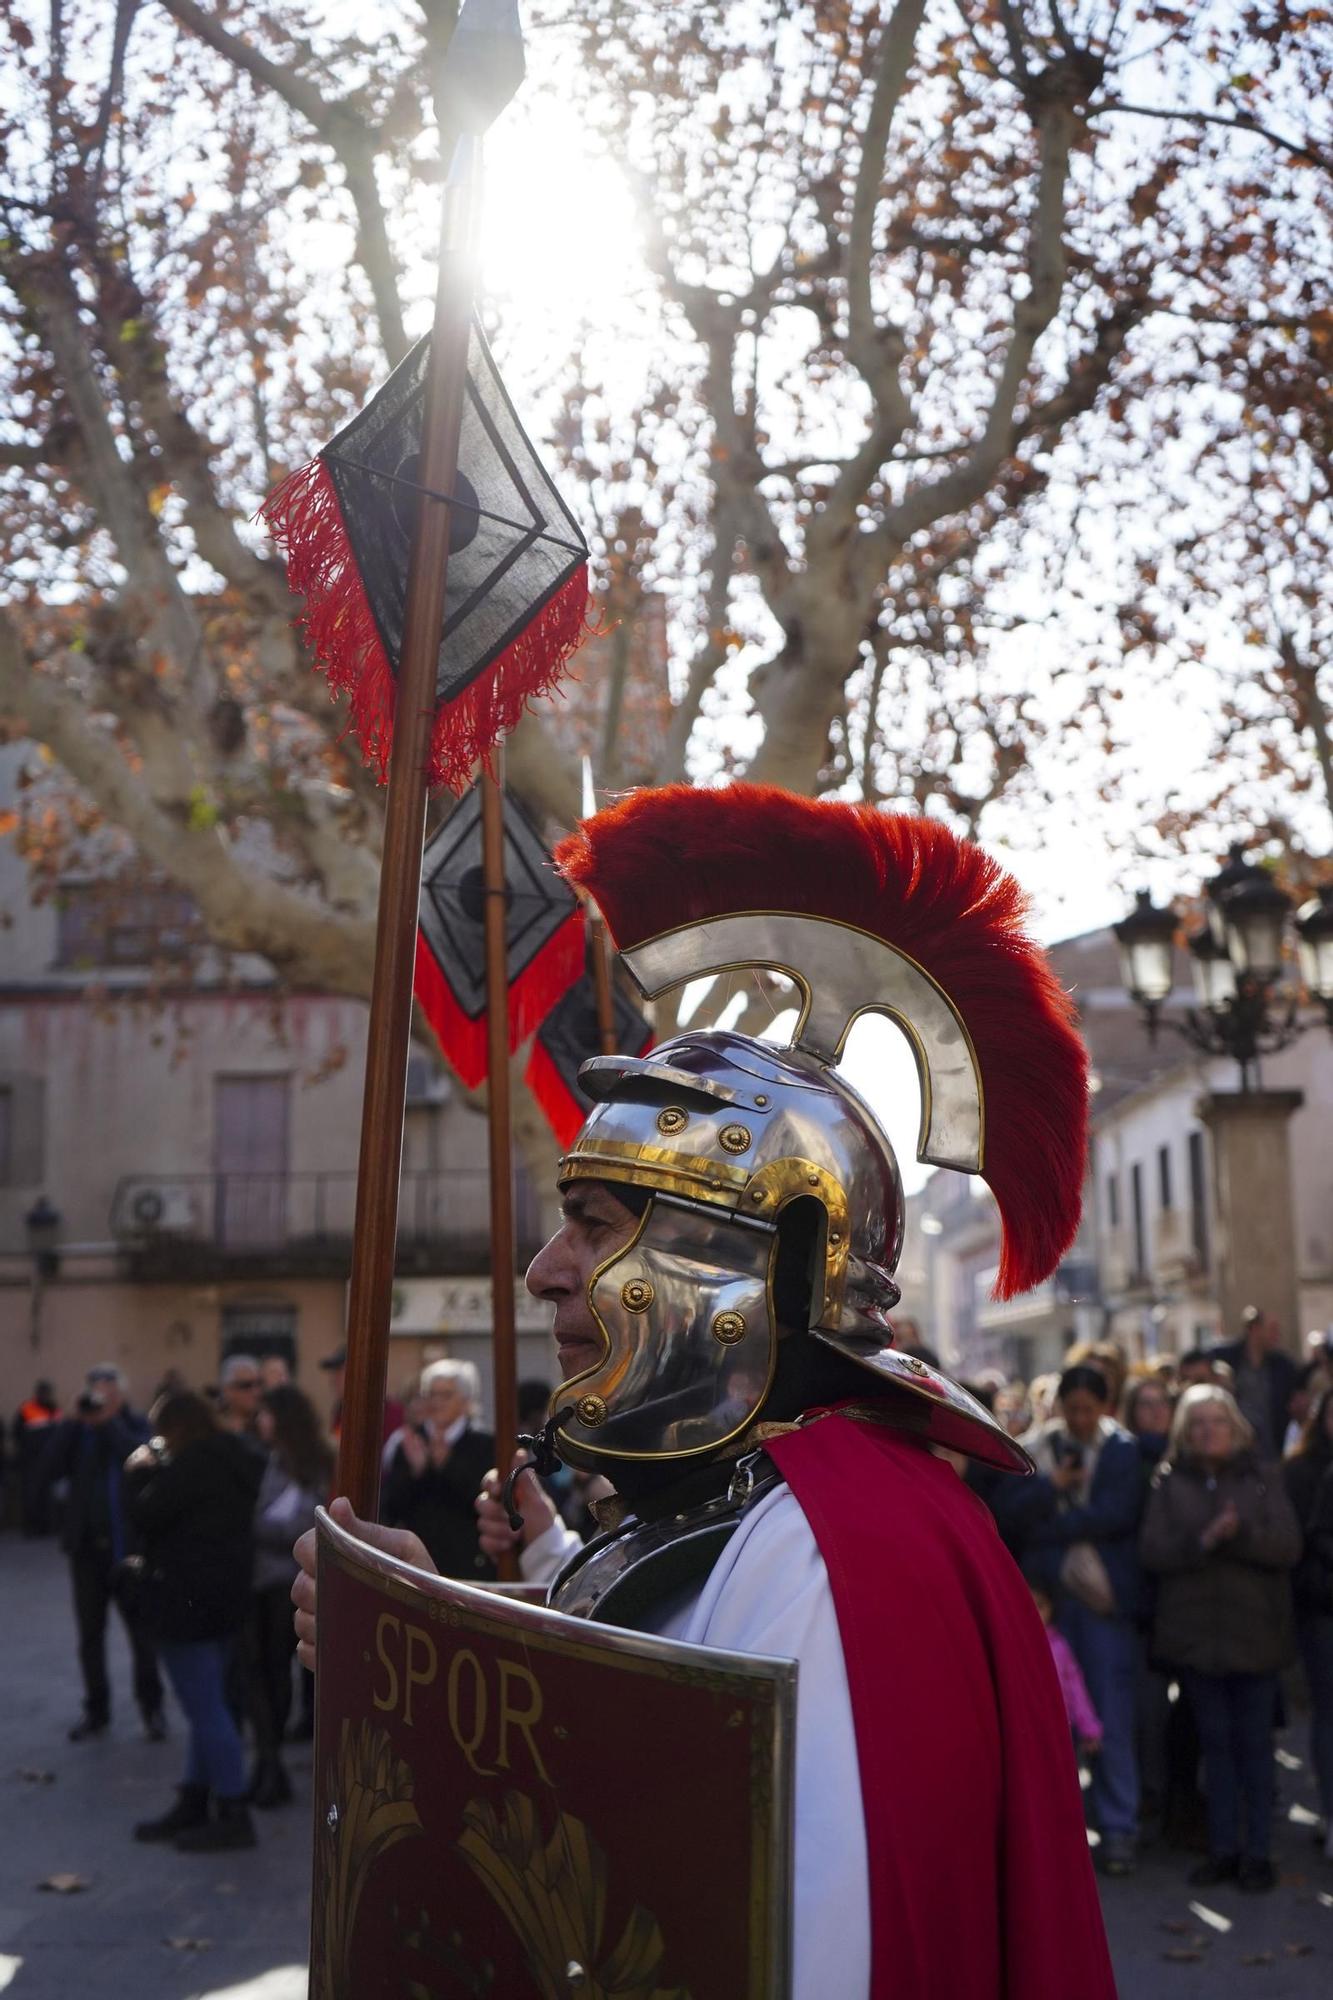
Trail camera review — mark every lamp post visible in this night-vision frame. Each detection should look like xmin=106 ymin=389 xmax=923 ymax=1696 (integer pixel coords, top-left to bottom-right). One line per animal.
xmin=1113 ymin=846 xmax=1333 ymax=1091
xmin=24 ymin=1195 xmax=62 ymax=1350
xmin=1113 ymin=847 xmax=1333 ymax=1349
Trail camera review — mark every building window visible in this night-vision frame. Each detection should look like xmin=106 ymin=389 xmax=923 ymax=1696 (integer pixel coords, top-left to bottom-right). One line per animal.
xmin=55 ymin=880 xmax=201 ymax=968
xmin=1106 ymin=1173 xmax=1120 ymax=1230
xmin=1157 ymin=1144 xmax=1173 ymax=1210
xmin=221 ymin=1303 xmax=298 ymax=1372
xmin=1130 ymin=1163 xmax=1147 ymax=1281
xmin=1188 ymin=1130 xmax=1209 ymax=1268
xmin=0 ymin=1075 xmax=45 ymax=1187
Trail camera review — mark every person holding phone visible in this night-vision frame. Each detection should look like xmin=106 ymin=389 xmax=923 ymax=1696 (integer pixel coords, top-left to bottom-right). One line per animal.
xmin=41 ymin=1364 xmax=164 ymax=1744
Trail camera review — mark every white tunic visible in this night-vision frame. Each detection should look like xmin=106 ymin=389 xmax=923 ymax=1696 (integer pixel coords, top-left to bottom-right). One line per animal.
xmin=523 ymin=1488 xmax=871 ymax=1999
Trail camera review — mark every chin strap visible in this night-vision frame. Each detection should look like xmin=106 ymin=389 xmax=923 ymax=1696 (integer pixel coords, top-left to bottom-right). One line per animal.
xmin=501 ymin=1407 xmax=574 ymax=1531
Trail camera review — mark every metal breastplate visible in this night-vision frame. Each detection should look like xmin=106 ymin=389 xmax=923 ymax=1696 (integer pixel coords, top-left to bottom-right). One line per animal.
xmin=548 ymin=1453 xmax=785 ymax=1629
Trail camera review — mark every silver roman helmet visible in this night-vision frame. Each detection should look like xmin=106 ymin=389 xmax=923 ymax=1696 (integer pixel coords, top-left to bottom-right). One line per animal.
xmin=545 ymin=785 xmax=1091 ymax=1478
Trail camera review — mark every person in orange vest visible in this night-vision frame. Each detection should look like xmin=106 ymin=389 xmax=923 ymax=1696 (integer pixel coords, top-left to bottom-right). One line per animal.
xmin=15 ymin=1379 xmax=62 ymax=1535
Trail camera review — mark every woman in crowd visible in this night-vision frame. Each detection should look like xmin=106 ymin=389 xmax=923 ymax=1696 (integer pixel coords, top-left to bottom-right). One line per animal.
xmin=1141 ymin=1384 xmax=1301 ymax=1891
xmin=124 ymin=1390 xmax=262 ymax=1851
xmin=381 ymin=1360 xmax=495 ymax=1580
xmin=248 ymin=1383 xmax=333 ymax=1808
xmin=1016 ymin=1364 xmax=1145 ymax=1877
xmin=1284 ymin=1383 xmax=1333 ymax=1861
xmin=1123 ymin=1376 xmax=1174 ymax=1476
xmin=1120 ymin=1373 xmax=1190 ymax=1843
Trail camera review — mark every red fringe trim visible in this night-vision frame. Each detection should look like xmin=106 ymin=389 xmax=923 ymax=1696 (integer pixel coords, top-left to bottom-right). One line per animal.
xmin=259 ymin=455 xmax=591 ymax=793
xmin=413 ymin=909 xmax=586 ymax=1090
xmin=524 ymin=1035 xmax=588 ymax=1149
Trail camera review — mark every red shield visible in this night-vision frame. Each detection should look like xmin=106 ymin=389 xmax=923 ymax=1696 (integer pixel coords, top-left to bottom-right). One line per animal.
xmin=311 ymin=1508 xmax=795 ymax=1998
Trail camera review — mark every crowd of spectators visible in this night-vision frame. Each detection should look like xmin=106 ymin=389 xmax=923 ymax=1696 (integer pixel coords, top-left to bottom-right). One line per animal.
xmin=2 ymin=1355 xmax=339 ymax=1853
xmin=1 ymin=1348 xmax=533 ymax=1852
xmin=949 ymin=1314 xmax=1333 ymax=1893
xmin=5 ymin=1314 xmax=1331 ymax=1896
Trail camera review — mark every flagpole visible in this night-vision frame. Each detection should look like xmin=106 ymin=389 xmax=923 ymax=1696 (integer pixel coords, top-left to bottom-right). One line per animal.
xmin=590 ymin=914 xmax=618 ymax=1055
xmin=480 ymin=758 xmax=519 ymax=1581
xmin=337 ymin=140 xmax=481 ymax=1521
xmin=581 ymin=757 xmax=618 ymax=1055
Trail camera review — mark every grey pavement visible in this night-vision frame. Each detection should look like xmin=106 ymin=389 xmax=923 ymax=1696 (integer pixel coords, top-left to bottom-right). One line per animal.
xmin=2 ymin=1533 xmax=1333 ymax=1997
xmin=0 ymin=1536 xmax=308 ymax=2000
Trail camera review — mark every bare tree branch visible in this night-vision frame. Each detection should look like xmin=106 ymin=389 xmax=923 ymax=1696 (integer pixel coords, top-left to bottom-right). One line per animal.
xmin=1094 ymin=98 xmax=1331 ymax=174
xmin=0 ymin=610 xmax=376 ymax=988
xmin=156 ymin=0 xmax=409 ymax=363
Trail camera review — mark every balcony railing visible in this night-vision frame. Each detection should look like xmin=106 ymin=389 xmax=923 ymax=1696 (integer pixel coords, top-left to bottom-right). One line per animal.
xmin=109 ymin=1170 xmax=542 ymax=1274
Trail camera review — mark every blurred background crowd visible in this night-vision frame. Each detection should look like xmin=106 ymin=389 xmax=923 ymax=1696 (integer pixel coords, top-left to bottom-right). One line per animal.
xmin=4 ymin=1310 xmax=1333 ymax=1896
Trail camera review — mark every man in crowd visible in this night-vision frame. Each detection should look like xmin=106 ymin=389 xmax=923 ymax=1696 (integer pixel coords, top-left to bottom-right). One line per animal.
xmin=217 ymin=1353 xmax=264 ymax=1445
xmin=14 ymin=1377 xmax=62 ymax=1534
xmin=42 ymin=1364 xmax=164 ymax=1742
xmin=319 ymin=1343 xmax=403 ymax=1446
xmin=380 ymin=1359 xmax=495 ymax=1579
xmin=1212 ymin=1306 xmax=1299 ymax=1461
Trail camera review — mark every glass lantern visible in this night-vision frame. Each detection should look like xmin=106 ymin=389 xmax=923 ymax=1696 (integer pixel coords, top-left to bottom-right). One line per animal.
xmin=1187 ymin=925 xmax=1237 ymax=1012
xmin=1208 ymin=848 xmax=1291 ymax=981
xmin=1295 ymin=884 xmax=1333 ymax=1004
xmin=1112 ymin=890 xmax=1176 ymax=1004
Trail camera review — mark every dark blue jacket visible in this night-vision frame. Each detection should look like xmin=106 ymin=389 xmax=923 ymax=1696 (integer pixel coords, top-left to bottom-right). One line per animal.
xmin=1022 ymin=1424 xmax=1145 ymax=1619
xmin=43 ymin=1409 xmax=151 ymax=1560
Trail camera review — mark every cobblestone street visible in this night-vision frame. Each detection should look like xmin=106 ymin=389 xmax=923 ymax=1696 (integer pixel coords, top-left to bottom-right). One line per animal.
xmin=2 ymin=1533 xmax=1332 ymax=1997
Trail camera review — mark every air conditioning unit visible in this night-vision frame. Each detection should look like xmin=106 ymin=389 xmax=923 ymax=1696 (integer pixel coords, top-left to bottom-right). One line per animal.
xmin=128 ymin=1183 xmax=195 ymax=1234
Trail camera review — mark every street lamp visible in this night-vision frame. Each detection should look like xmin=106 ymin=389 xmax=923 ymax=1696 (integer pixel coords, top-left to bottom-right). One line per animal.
xmin=24 ymin=1195 xmax=62 ymax=1352
xmin=25 ymin=1195 xmax=62 ymax=1279
xmin=1113 ymin=844 xmax=1333 ymax=1091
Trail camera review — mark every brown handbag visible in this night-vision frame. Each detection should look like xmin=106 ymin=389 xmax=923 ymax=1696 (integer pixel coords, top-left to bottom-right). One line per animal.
xmin=1059 ymin=1541 xmax=1116 ymax=1617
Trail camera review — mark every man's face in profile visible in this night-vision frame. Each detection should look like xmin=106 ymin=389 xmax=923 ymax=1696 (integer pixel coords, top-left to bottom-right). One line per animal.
xmin=526 ymin=1182 xmax=639 ymax=1381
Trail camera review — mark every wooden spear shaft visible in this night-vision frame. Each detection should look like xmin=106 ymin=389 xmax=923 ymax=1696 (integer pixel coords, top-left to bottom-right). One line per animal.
xmin=337 ymin=145 xmax=480 ymax=1520
xmin=480 ymin=760 xmax=518 ymax=1582
xmin=589 ymin=911 xmax=618 ymax=1056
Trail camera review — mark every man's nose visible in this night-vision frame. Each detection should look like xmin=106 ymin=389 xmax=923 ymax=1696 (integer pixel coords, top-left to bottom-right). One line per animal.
xmin=525 ymin=1226 xmax=574 ymax=1302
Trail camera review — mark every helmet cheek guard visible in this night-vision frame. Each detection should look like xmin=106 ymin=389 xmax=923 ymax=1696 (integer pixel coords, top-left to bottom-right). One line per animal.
xmin=555 ymin=1194 xmax=779 ymax=1468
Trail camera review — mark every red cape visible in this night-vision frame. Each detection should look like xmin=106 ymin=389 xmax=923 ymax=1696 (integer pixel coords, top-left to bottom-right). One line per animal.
xmin=766 ymin=1413 xmax=1117 ymax=2000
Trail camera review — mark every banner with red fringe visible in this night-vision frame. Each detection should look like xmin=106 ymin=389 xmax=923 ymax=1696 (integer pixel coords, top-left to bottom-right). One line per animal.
xmin=414 ymin=783 xmax=583 ymax=1089
xmin=525 ymin=968 xmax=654 ymax=1147
xmin=260 ymin=321 xmax=590 ymax=794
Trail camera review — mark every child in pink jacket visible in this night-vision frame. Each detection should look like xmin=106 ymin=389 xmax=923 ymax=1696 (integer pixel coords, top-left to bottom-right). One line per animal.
xmin=1032 ymin=1585 xmax=1103 ymax=1753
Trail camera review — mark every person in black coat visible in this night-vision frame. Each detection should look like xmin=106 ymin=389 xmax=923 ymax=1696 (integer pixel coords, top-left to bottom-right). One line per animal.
xmin=1284 ymin=1384 xmax=1333 ymax=1859
xmin=381 ymin=1360 xmax=496 ymax=1581
xmin=41 ymin=1365 xmax=165 ymax=1741
xmin=1211 ymin=1307 xmax=1300 ymax=1461
xmin=124 ymin=1390 xmax=263 ymax=1851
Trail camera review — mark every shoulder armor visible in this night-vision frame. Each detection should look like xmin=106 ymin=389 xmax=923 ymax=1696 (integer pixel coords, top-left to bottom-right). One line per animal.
xmin=549 ymin=1453 xmax=785 ymax=1628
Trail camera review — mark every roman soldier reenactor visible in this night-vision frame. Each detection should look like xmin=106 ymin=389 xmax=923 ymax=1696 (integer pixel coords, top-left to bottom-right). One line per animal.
xmin=296 ymin=782 xmax=1117 ymax=1999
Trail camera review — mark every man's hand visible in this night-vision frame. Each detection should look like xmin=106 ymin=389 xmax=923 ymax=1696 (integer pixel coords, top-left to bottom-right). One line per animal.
xmin=291 ymin=1498 xmax=437 ymax=1672
xmin=475 ymin=1455 xmax=558 ymax=1566
xmin=1050 ymin=1460 xmax=1084 ymax=1494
